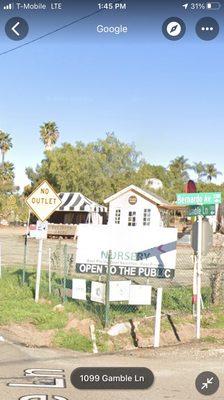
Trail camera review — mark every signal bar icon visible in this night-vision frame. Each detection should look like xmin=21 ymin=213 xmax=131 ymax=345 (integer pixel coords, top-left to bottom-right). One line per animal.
xmin=3 ymin=3 xmax=14 ymax=10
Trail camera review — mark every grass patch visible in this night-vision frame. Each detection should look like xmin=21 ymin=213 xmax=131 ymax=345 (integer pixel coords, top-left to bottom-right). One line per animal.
xmin=163 ymin=286 xmax=212 ymax=312
xmin=0 ymin=298 xmax=68 ymax=330
xmin=0 ymin=272 xmax=68 ymax=329
xmin=202 ymin=336 xmax=219 ymax=344
xmin=0 ymin=269 xmax=105 ymax=352
xmin=202 ymin=307 xmax=224 ymax=329
xmin=96 ymin=331 xmax=111 ymax=353
xmin=54 ymin=329 xmax=92 ymax=352
xmin=0 ymin=270 xmax=99 ymax=329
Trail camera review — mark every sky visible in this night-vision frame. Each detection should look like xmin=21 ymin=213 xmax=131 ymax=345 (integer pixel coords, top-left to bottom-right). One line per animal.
xmin=0 ymin=0 xmax=224 ymax=190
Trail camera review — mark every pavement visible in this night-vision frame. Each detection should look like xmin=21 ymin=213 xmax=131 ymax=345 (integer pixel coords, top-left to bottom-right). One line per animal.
xmin=1 ymin=335 xmax=224 ymax=400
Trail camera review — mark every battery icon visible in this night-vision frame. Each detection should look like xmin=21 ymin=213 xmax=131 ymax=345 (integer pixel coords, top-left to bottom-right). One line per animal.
xmin=206 ymin=2 xmax=221 ymax=9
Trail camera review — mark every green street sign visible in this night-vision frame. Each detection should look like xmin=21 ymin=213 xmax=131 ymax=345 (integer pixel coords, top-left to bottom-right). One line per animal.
xmin=176 ymin=192 xmax=222 ymax=206
xmin=187 ymin=204 xmax=216 ymax=217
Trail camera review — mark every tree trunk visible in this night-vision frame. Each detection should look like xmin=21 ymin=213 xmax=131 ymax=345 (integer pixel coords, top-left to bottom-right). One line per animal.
xmin=45 ymin=140 xmax=52 ymax=151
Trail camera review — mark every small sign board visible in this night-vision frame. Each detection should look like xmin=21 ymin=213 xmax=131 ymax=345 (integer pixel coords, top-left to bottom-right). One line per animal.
xmin=176 ymin=192 xmax=221 ymax=206
xmin=72 ymin=279 xmax=86 ymax=301
xmin=35 ymin=220 xmax=48 ymax=240
xmin=109 ymin=281 xmax=131 ymax=302
xmin=187 ymin=204 xmax=216 ymax=217
xmin=129 ymin=284 xmax=152 ymax=305
xmin=26 ymin=180 xmax=62 ymax=222
xmin=91 ymin=281 xmax=105 ymax=304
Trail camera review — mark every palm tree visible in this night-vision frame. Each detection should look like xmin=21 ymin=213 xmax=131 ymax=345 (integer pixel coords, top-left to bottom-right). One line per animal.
xmin=169 ymin=156 xmax=191 ymax=181
xmin=0 ymin=162 xmax=15 ymax=194
xmin=0 ymin=131 xmax=12 ymax=165
xmin=192 ymin=161 xmax=206 ymax=181
xmin=203 ymin=163 xmax=222 ymax=182
xmin=40 ymin=122 xmax=59 ymax=151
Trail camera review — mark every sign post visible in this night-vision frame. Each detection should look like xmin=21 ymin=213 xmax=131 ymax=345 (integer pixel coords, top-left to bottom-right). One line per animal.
xmin=48 ymin=247 xmax=52 ymax=295
xmin=192 ymin=254 xmax=197 ymax=317
xmin=154 ymin=287 xmax=163 ymax=348
xmin=35 ymin=237 xmax=44 ymax=302
xmin=196 ymin=215 xmax=202 ymax=339
xmin=25 ymin=180 xmax=62 ymax=302
xmin=105 ymin=250 xmax=112 ymax=328
xmin=176 ymin=192 xmax=221 ymax=340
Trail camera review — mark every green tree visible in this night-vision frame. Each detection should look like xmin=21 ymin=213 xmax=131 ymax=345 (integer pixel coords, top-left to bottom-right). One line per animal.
xmin=40 ymin=122 xmax=59 ymax=151
xmin=169 ymin=156 xmax=191 ymax=181
xmin=0 ymin=161 xmax=20 ymax=222
xmin=192 ymin=161 xmax=206 ymax=181
xmin=26 ymin=133 xmax=142 ymax=203
xmin=203 ymin=163 xmax=222 ymax=182
xmin=0 ymin=131 xmax=12 ymax=165
xmin=136 ymin=163 xmax=167 ymax=186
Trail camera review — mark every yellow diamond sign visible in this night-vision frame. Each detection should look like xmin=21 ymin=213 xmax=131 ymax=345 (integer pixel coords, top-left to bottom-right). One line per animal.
xmin=26 ymin=180 xmax=62 ymax=222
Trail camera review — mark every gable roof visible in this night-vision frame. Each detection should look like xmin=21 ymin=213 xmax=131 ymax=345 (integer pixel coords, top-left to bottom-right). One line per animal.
xmin=104 ymin=185 xmax=169 ymax=206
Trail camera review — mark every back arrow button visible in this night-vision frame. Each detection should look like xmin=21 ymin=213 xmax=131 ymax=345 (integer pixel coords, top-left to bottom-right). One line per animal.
xmin=12 ymin=22 xmax=21 ymax=37
xmin=5 ymin=17 xmax=29 ymax=41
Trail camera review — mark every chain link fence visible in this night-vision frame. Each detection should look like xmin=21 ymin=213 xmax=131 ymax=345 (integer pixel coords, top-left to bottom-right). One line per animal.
xmin=71 ymin=240 xmax=224 ymax=327
xmin=1 ymin=231 xmax=224 ymax=328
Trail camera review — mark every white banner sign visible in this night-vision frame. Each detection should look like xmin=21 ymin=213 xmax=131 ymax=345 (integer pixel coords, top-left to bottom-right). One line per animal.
xmin=72 ymin=279 xmax=86 ymax=301
xmin=76 ymin=225 xmax=177 ymax=279
xmin=91 ymin=281 xmax=105 ymax=304
xmin=109 ymin=280 xmax=131 ymax=302
xmin=129 ymin=285 xmax=152 ymax=305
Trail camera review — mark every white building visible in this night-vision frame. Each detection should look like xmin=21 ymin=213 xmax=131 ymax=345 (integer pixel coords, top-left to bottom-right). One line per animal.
xmin=104 ymin=184 xmax=170 ymax=229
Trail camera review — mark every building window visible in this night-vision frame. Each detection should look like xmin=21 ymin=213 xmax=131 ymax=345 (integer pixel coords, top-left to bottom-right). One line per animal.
xmin=143 ymin=209 xmax=151 ymax=226
xmin=128 ymin=211 xmax=136 ymax=226
xmin=115 ymin=209 xmax=121 ymax=224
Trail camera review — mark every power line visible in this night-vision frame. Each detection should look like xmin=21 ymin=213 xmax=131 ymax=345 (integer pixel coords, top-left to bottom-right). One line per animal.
xmin=0 ymin=6 xmax=104 ymax=57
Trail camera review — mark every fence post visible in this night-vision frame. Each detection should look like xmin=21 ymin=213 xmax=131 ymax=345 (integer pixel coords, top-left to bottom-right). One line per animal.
xmin=35 ymin=238 xmax=44 ymax=303
xmin=192 ymin=254 xmax=197 ymax=317
xmin=105 ymin=249 xmax=112 ymax=328
xmin=23 ymin=210 xmax=30 ymax=285
xmin=154 ymin=287 xmax=163 ymax=348
xmin=63 ymin=244 xmax=68 ymax=303
xmin=48 ymin=247 xmax=52 ymax=295
xmin=196 ymin=215 xmax=202 ymax=339
xmin=90 ymin=323 xmax=98 ymax=354
xmin=22 ymin=234 xmax=28 ymax=285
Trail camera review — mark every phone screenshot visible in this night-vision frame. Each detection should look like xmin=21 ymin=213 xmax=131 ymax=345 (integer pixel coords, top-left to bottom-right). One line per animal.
xmin=0 ymin=0 xmax=223 ymax=399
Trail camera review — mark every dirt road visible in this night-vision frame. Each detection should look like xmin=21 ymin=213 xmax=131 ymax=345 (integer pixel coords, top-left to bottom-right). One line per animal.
xmin=0 ymin=336 xmax=224 ymax=400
